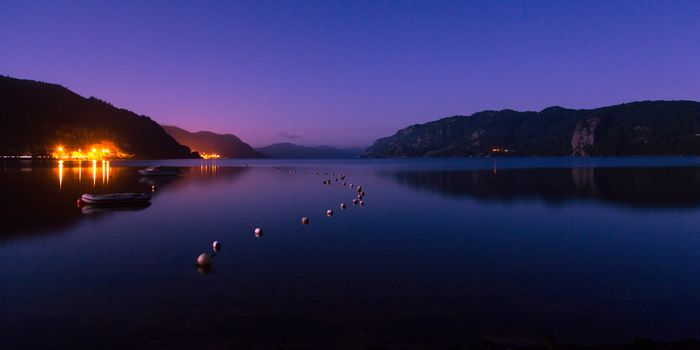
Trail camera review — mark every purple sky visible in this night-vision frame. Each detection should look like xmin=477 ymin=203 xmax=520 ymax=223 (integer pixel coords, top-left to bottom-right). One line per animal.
xmin=2 ymin=1 xmax=699 ymax=147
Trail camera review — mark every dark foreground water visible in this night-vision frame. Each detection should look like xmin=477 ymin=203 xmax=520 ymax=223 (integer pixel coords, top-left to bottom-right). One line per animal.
xmin=2 ymin=158 xmax=700 ymax=349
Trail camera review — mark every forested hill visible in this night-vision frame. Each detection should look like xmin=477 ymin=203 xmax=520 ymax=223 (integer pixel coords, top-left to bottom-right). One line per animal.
xmin=0 ymin=75 xmax=196 ymax=159
xmin=363 ymin=101 xmax=700 ymax=157
xmin=162 ymin=125 xmax=264 ymax=158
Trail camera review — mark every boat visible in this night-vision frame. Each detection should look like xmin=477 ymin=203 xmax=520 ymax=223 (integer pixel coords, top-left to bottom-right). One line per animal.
xmin=138 ymin=166 xmax=180 ymax=176
xmin=81 ymin=203 xmax=151 ymax=215
xmin=80 ymin=193 xmax=152 ymax=206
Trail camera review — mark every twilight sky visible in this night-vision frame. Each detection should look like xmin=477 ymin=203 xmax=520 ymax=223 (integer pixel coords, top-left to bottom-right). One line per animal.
xmin=1 ymin=1 xmax=699 ymax=147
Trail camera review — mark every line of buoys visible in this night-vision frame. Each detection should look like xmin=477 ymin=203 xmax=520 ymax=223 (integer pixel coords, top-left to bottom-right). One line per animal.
xmin=197 ymin=240 xmax=223 ymax=267
xmin=195 ymin=168 xmax=368 ymax=270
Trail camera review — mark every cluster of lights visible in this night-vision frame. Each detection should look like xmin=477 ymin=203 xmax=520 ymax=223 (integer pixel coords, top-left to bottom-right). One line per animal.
xmin=490 ymin=147 xmax=511 ymax=153
xmin=53 ymin=144 xmax=117 ymax=160
xmin=200 ymin=153 xmax=221 ymax=159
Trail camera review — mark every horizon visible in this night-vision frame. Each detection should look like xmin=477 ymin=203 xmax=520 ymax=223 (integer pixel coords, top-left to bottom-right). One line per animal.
xmin=2 ymin=1 xmax=699 ymax=147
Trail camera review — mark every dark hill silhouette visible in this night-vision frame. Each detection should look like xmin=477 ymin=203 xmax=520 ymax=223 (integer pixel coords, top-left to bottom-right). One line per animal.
xmin=256 ymin=142 xmax=362 ymax=159
xmin=162 ymin=125 xmax=264 ymax=158
xmin=0 ymin=75 xmax=196 ymax=159
xmin=363 ymin=101 xmax=700 ymax=157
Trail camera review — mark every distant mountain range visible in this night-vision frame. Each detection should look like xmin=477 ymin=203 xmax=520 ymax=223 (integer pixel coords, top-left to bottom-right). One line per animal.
xmin=163 ymin=126 xmax=362 ymax=159
xmin=162 ymin=125 xmax=264 ymax=158
xmin=363 ymin=101 xmax=700 ymax=157
xmin=0 ymin=75 xmax=196 ymax=159
xmin=255 ymin=143 xmax=363 ymax=159
xmin=5 ymin=75 xmax=699 ymax=159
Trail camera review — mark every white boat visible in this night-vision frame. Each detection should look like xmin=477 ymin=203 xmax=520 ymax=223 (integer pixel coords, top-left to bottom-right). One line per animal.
xmin=138 ymin=166 xmax=179 ymax=176
xmin=80 ymin=193 xmax=151 ymax=205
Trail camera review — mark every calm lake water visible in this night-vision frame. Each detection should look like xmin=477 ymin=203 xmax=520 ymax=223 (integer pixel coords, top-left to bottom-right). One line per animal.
xmin=2 ymin=157 xmax=700 ymax=348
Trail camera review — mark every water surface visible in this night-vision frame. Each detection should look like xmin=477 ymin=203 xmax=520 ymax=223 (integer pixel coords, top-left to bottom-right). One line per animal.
xmin=2 ymin=158 xmax=700 ymax=348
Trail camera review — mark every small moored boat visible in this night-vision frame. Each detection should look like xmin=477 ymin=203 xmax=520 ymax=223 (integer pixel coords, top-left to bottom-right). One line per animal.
xmin=138 ymin=166 xmax=179 ymax=176
xmin=80 ymin=193 xmax=152 ymax=206
xmin=81 ymin=203 xmax=151 ymax=215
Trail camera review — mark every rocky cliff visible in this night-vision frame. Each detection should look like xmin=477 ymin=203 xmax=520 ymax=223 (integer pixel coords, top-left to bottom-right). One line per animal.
xmin=363 ymin=101 xmax=700 ymax=157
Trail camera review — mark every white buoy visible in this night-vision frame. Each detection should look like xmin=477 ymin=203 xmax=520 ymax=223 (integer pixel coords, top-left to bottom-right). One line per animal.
xmin=301 ymin=217 xmax=309 ymax=225
xmin=360 ymin=200 xmax=364 ymax=206
xmin=352 ymin=199 xmax=358 ymax=205
xmin=340 ymin=203 xmax=346 ymax=209
xmin=197 ymin=253 xmax=212 ymax=266
xmin=212 ymin=241 xmax=222 ymax=252
xmin=350 ymin=184 xmax=353 ymax=188
xmin=326 ymin=209 xmax=333 ymax=217
xmin=254 ymin=227 xmax=263 ymax=237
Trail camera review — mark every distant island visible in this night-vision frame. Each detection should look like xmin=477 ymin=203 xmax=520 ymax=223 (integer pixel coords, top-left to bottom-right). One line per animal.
xmin=363 ymin=101 xmax=700 ymax=157
xmin=162 ymin=125 xmax=264 ymax=159
xmin=0 ymin=75 xmax=196 ymax=159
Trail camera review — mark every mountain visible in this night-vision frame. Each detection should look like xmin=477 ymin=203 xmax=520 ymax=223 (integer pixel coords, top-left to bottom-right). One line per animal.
xmin=0 ymin=75 xmax=196 ymax=159
xmin=256 ymin=143 xmax=363 ymax=159
xmin=363 ymin=101 xmax=700 ymax=157
xmin=162 ymin=125 xmax=264 ymax=158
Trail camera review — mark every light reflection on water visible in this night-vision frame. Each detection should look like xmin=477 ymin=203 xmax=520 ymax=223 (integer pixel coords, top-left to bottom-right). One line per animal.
xmin=2 ymin=158 xmax=700 ymax=348
xmin=54 ymin=160 xmax=115 ymax=190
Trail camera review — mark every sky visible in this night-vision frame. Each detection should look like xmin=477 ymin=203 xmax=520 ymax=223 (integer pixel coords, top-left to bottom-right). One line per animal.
xmin=1 ymin=0 xmax=699 ymax=147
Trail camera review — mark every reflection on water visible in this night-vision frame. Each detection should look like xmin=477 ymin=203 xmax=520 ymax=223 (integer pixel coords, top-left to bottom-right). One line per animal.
xmin=387 ymin=166 xmax=700 ymax=208
xmin=4 ymin=158 xmax=700 ymax=348
xmin=55 ymin=160 xmax=113 ymax=189
xmin=0 ymin=160 xmax=247 ymax=240
xmin=57 ymin=160 xmax=63 ymax=189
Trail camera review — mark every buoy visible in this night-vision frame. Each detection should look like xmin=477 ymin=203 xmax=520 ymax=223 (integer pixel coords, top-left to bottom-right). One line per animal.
xmin=350 ymin=184 xmax=353 ymax=188
xmin=340 ymin=203 xmax=346 ymax=209
xmin=301 ymin=217 xmax=309 ymax=225
xmin=151 ymin=185 xmax=157 ymax=192
xmin=357 ymin=194 xmax=363 ymax=200
xmin=197 ymin=253 xmax=212 ymax=266
xmin=360 ymin=200 xmax=364 ymax=206
xmin=212 ymin=241 xmax=222 ymax=252
xmin=352 ymin=199 xmax=358 ymax=205
xmin=326 ymin=209 xmax=333 ymax=217
xmin=254 ymin=227 xmax=263 ymax=238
